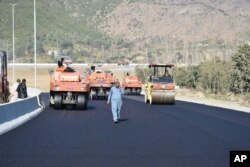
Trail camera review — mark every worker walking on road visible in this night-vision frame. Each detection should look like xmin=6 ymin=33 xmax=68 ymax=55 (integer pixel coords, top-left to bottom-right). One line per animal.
xmin=107 ymin=80 xmax=124 ymax=123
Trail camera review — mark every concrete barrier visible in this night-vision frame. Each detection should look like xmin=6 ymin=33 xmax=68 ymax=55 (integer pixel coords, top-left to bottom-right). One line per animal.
xmin=9 ymin=85 xmax=42 ymax=102
xmin=0 ymin=90 xmax=44 ymax=135
xmin=0 ymin=96 xmax=40 ymax=124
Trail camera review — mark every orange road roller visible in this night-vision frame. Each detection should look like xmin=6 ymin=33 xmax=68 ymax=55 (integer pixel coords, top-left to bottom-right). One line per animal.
xmin=49 ymin=58 xmax=90 ymax=110
xmin=144 ymin=64 xmax=175 ymax=105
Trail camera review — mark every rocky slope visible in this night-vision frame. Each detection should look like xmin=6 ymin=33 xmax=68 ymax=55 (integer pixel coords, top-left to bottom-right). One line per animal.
xmin=99 ymin=0 xmax=250 ymax=43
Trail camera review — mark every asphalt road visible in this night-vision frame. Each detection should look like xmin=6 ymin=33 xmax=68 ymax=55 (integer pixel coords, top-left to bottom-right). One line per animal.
xmin=0 ymin=93 xmax=250 ymax=167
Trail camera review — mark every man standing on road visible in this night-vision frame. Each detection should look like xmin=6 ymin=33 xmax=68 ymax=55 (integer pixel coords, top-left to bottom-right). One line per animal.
xmin=15 ymin=78 xmax=22 ymax=99
xmin=10 ymin=78 xmax=21 ymax=101
xmin=17 ymin=79 xmax=28 ymax=99
xmin=107 ymin=80 xmax=124 ymax=123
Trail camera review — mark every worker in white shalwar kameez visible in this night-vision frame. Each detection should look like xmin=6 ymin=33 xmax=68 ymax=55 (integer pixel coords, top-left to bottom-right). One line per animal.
xmin=107 ymin=81 xmax=124 ymax=123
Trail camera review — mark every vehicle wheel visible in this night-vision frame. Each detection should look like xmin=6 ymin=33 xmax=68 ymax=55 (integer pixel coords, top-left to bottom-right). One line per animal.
xmin=105 ymin=91 xmax=110 ymax=100
xmin=49 ymin=101 xmax=52 ymax=107
xmin=76 ymin=94 xmax=86 ymax=110
xmin=137 ymin=88 xmax=141 ymax=95
xmin=90 ymin=94 xmax=96 ymax=100
xmin=49 ymin=95 xmax=53 ymax=107
xmin=54 ymin=94 xmax=62 ymax=109
xmin=149 ymin=96 xmax=153 ymax=105
xmin=125 ymin=88 xmax=130 ymax=95
xmin=144 ymin=94 xmax=149 ymax=103
xmin=84 ymin=95 xmax=88 ymax=109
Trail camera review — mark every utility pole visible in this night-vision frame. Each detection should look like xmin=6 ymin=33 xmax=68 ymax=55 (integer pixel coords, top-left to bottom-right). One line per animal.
xmin=173 ymin=39 xmax=176 ymax=64
xmin=56 ymin=40 xmax=59 ymax=60
xmin=34 ymin=0 xmax=37 ymax=90
xmin=9 ymin=3 xmax=17 ymax=84
xmin=101 ymin=45 xmax=104 ymax=63
xmin=145 ymin=0 xmax=148 ymax=64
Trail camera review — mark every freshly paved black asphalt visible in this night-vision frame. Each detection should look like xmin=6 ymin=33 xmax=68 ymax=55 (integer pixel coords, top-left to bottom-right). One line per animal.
xmin=0 ymin=93 xmax=250 ymax=167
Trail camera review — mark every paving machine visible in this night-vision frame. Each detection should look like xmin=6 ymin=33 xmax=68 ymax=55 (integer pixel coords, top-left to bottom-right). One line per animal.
xmin=86 ymin=66 xmax=115 ymax=100
xmin=122 ymin=73 xmax=142 ymax=95
xmin=49 ymin=58 xmax=90 ymax=110
xmin=144 ymin=64 xmax=175 ymax=104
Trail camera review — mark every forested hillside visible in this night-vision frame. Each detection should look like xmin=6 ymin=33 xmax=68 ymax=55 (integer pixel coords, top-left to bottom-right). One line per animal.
xmin=0 ymin=0 xmax=249 ymax=64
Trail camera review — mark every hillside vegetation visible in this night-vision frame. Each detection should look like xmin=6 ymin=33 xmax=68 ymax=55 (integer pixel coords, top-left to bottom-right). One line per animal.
xmin=0 ymin=0 xmax=249 ymax=64
xmin=101 ymin=0 xmax=250 ymax=42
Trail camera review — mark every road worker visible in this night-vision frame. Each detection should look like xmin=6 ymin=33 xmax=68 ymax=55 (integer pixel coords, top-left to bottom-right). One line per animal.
xmin=107 ymin=80 xmax=124 ymax=123
xmin=15 ymin=78 xmax=22 ymax=99
xmin=17 ymin=79 xmax=28 ymax=99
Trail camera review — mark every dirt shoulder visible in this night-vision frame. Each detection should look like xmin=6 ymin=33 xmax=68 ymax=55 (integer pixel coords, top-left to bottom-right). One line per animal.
xmin=175 ymin=88 xmax=250 ymax=113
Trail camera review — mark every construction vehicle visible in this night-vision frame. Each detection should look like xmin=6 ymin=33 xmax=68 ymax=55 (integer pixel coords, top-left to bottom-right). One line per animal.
xmin=144 ymin=64 xmax=175 ymax=104
xmin=49 ymin=58 xmax=90 ymax=110
xmin=86 ymin=65 xmax=115 ymax=100
xmin=122 ymin=73 xmax=142 ymax=95
xmin=0 ymin=50 xmax=10 ymax=103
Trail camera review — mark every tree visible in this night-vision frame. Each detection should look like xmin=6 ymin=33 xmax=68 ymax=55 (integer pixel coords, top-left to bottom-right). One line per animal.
xmin=173 ymin=67 xmax=187 ymax=87
xmin=230 ymin=44 xmax=250 ymax=94
xmin=135 ymin=66 xmax=153 ymax=83
xmin=198 ymin=60 xmax=231 ymax=94
xmin=61 ymin=41 xmax=74 ymax=49
xmin=173 ymin=66 xmax=200 ymax=89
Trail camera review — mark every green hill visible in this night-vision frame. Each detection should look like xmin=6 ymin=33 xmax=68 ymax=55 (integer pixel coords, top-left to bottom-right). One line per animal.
xmin=0 ymin=0 xmax=135 ymax=63
xmin=0 ymin=0 xmax=118 ymax=46
xmin=0 ymin=0 xmax=249 ymax=63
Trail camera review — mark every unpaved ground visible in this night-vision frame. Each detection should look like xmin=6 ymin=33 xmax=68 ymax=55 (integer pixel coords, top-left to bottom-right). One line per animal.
xmin=175 ymin=88 xmax=250 ymax=113
xmin=8 ymin=65 xmax=250 ymax=113
xmin=8 ymin=67 xmax=52 ymax=91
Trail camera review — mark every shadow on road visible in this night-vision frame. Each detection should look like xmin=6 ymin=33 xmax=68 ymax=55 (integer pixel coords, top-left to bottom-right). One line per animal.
xmin=118 ymin=118 xmax=129 ymax=122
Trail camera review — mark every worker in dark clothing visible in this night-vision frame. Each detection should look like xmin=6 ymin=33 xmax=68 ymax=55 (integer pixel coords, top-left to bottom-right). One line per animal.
xmin=163 ymin=70 xmax=172 ymax=78
xmin=64 ymin=63 xmax=75 ymax=72
xmin=17 ymin=79 xmax=28 ymax=99
xmin=57 ymin=58 xmax=64 ymax=67
xmin=15 ymin=78 xmax=22 ymax=99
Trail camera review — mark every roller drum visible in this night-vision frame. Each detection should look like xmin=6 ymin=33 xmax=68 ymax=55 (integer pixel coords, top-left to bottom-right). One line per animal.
xmin=150 ymin=91 xmax=175 ymax=104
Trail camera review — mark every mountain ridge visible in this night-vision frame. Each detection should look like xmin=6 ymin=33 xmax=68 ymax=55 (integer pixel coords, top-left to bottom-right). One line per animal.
xmin=99 ymin=0 xmax=250 ymax=43
xmin=0 ymin=0 xmax=249 ymax=63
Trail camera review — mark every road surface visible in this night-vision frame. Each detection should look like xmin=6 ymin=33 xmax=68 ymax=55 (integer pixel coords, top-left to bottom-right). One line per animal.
xmin=0 ymin=93 xmax=249 ymax=167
